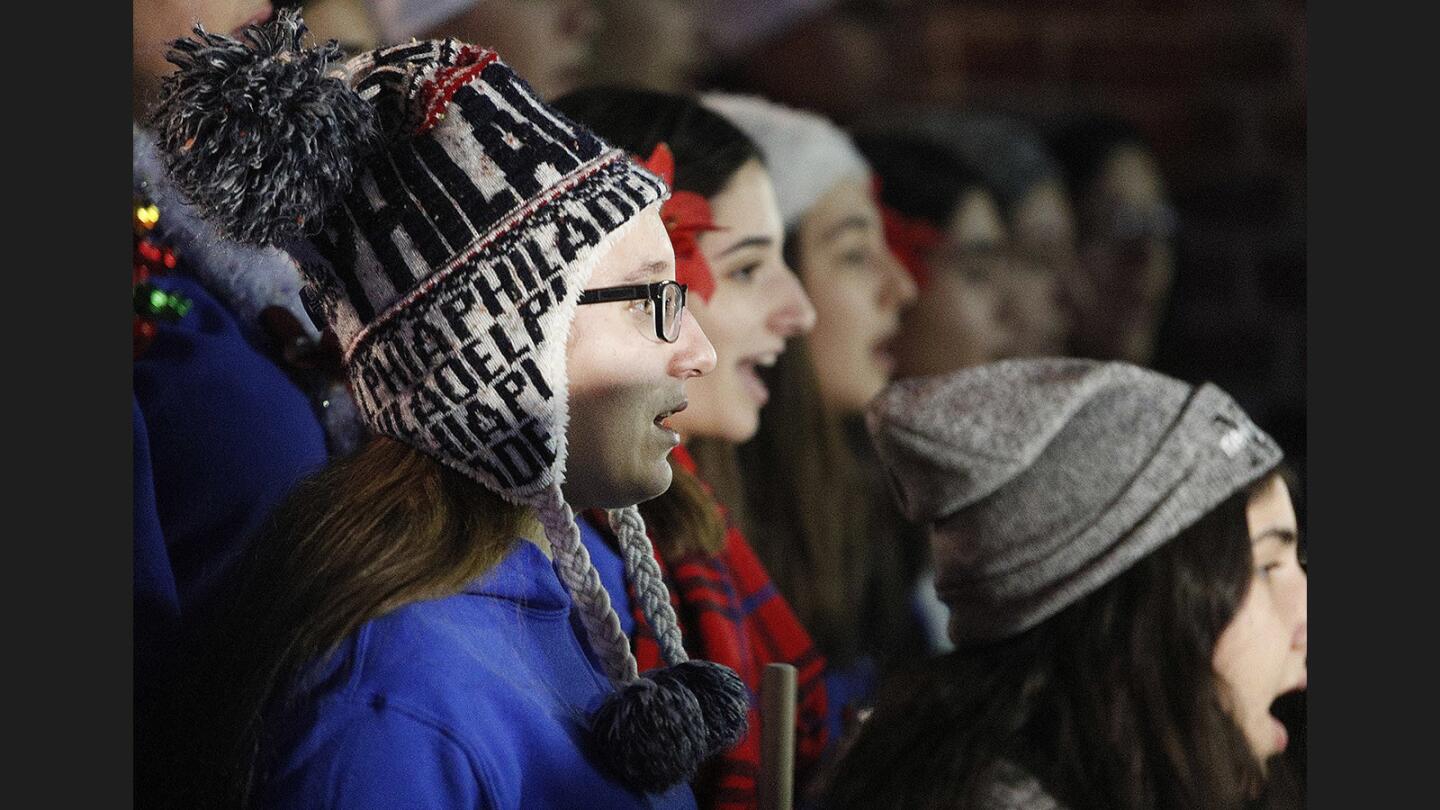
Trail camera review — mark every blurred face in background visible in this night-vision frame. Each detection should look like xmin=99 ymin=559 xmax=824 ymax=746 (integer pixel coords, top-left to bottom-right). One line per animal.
xmin=1002 ymin=179 xmax=1075 ymax=357
xmin=894 ymin=187 xmax=1011 ymax=377
xmin=424 ymin=0 xmax=600 ymax=100
xmin=795 ymin=176 xmax=917 ymax=414
xmin=590 ymin=0 xmax=704 ymax=92
xmin=1071 ymin=145 xmax=1177 ymax=365
xmin=673 ymin=160 xmax=816 ymax=443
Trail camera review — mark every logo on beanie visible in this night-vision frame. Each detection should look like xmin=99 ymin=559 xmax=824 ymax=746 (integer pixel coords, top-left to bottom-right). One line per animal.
xmin=1216 ymin=411 xmax=1266 ymax=461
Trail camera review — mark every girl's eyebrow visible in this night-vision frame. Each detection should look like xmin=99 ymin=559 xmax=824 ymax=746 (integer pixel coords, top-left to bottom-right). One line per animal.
xmin=1252 ymin=527 xmax=1298 ymax=545
xmin=820 ymin=216 xmax=871 ymax=242
xmin=716 ymin=235 xmax=772 ymax=259
xmin=621 ymin=259 xmax=673 ymax=283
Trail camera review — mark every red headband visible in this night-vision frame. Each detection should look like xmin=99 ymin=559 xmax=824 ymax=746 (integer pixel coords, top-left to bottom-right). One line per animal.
xmin=879 ymin=202 xmax=943 ymax=291
xmin=636 ymin=143 xmax=721 ymax=301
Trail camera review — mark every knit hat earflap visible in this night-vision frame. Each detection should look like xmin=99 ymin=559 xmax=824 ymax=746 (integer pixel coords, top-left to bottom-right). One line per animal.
xmin=151 ymin=10 xmax=744 ymax=792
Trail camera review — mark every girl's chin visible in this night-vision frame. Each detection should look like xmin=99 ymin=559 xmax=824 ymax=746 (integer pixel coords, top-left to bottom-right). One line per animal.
xmin=1246 ymin=714 xmax=1288 ymax=763
xmin=714 ymin=411 xmax=760 ymax=445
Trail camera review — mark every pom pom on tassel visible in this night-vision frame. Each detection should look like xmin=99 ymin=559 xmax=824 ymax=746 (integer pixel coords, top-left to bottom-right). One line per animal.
xmin=588 ymin=661 xmax=750 ymax=793
xmin=652 ymin=660 xmax=749 ymax=756
xmin=149 ymin=9 xmax=380 ymax=246
xmin=589 ymin=674 xmax=711 ymax=794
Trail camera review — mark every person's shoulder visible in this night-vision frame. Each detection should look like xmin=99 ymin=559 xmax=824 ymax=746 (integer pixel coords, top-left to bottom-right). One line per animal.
xmin=341 ymin=590 xmax=584 ymax=731
xmin=276 ymin=601 xmax=541 ymax=805
xmin=345 ymin=593 xmax=542 ymax=698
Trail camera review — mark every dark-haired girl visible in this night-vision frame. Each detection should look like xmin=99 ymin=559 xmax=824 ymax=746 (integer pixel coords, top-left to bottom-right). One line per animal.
xmin=822 ymin=358 xmax=1307 ymax=809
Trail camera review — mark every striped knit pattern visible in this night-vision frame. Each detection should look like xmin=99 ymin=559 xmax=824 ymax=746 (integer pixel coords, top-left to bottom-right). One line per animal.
xmin=153 ymin=20 xmax=731 ymax=792
xmin=286 ymin=37 xmax=670 ymax=693
xmin=290 ymin=40 xmax=667 ymax=498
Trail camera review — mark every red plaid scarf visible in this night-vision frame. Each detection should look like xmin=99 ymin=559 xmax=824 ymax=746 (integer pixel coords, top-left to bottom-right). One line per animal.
xmin=621 ymin=446 xmax=830 ymax=808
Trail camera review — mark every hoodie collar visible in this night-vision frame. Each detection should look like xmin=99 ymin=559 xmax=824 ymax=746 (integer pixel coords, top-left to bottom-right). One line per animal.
xmin=464 ymin=539 xmax=571 ymax=612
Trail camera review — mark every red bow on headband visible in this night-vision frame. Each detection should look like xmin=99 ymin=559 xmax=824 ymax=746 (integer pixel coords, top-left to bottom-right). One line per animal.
xmin=879 ymin=203 xmax=943 ymax=291
xmin=637 ymin=143 xmax=721 ymax=302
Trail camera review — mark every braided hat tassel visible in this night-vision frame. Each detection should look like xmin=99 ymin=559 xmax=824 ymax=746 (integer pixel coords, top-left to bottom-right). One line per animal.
xmin=609 ymin=505 xmax=749 ymax=755
xmin=533 ymin=487 xmax=747 ymax=793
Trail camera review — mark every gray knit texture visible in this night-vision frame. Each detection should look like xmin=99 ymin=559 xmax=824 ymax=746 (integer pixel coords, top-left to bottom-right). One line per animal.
xmin=609 ymin=506 xmax=689 ymax=666
xmin=605 ymin=505 xmax=749 ymax=752
xmin=534 ymin=487 xmax=641 ymax=685
xmin=151 ymin=10 xmax=380 ymax=247
xmin=865 ymin=358 xmax=1282 ymax=644
xmin=537 ymin=487 xmax=748 ymax=788
xmin=606 ymin=505 xmax=751 ymax=759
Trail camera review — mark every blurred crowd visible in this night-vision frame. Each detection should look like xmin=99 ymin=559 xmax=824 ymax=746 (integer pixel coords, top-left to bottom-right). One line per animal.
xmin=133 ymin=1 xmax=1306 ymax=808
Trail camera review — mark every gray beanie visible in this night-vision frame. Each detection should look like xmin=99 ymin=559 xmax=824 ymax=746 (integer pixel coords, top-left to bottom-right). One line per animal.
xmin=865 ymin=358 xmax=1282 ymax=644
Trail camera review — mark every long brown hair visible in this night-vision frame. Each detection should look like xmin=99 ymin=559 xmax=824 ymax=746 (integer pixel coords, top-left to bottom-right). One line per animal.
xmin=819 ymin=479 xmax=1298 ymax=810
xmin=639 ymin=453 xmax=730 ymax=557
xmin=161 ymin=436 xmax=531 ymax=808
xmin=728 ymin=336 xmax=877 ymax=665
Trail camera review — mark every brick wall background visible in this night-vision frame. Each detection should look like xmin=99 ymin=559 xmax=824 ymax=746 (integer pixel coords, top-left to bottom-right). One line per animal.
xmin=897 ymin=1 xmax=1307 ymax=482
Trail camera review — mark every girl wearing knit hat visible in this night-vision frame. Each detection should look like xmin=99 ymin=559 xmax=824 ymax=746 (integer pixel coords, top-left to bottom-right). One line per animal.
xmin=822 ymin=358 xmax=1307 ymax=809
xmin=703 ymin=93 xmax=916 ymax=415
xmin=148 ymin=12 xmax=749 ymax=808
xmin=554 ymin=86 xmax=831 ymax=809
xmin=702 ymin=93 xmax=926 ymax=745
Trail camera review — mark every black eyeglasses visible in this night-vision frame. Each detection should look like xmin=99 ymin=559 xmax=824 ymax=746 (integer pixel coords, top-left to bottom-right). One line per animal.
xmin=577 ymin=280 xmax=689 ymax=343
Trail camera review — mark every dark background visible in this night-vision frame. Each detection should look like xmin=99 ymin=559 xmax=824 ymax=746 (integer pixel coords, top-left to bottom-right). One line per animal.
xmin=713 ymin=0 xmax=1308 ymax=499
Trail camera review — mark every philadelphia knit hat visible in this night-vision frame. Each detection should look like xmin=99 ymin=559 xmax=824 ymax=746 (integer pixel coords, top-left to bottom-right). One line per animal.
xmin=151 ymin=11 xmax=745 ymax=792
xmin=865 ymin=358 xmax=1282 ymax=644
xmin=701 ymin=92 xmax=869 ymax=228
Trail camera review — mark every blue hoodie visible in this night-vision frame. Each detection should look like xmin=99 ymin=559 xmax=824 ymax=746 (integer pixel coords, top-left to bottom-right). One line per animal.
xmin=134 ymin=274 xmax=330 ymax=622
xmin=262 ymin=541 xmax=697 ymax=809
